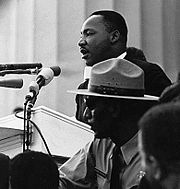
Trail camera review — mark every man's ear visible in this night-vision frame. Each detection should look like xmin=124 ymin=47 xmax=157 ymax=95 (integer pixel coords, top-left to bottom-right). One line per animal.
xmin=148 ymin=155 xmax=161 ymax=180
xmin=110 ymin=30 xmax=120 ymax=43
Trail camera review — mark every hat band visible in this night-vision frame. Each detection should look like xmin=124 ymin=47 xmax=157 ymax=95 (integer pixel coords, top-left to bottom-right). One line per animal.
xmin=89 ymin=85 xmax=144 ymax=97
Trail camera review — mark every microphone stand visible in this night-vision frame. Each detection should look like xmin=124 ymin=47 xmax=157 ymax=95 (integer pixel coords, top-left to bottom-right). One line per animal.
xmin=23 ymin=95 xmax=37 ymax=152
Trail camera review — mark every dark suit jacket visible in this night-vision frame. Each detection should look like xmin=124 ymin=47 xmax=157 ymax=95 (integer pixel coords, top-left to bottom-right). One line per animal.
xmin=128 ymin=59 xmax=172 ymax=97
xmin=75 ymin=48 xmax=172 ymax=122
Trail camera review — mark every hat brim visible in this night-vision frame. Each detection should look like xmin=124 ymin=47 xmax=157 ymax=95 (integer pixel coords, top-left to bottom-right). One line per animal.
xmin=68 ymin=89 xmax=159 ymax=101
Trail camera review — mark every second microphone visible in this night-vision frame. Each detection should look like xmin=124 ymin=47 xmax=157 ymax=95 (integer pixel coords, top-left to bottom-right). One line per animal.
xmin=25 ymin=66 xmax=61 ymax=100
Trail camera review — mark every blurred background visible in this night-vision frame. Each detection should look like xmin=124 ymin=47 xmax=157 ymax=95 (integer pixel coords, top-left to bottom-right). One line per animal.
xmin=0 ymin=0 xmax=179 ymax=118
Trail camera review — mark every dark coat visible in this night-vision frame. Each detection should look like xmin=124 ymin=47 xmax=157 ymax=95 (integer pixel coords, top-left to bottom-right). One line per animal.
xmin=138 ymin=176 xmax=152 ymax=189
xmin=75 ymin=47 xmax=172 ymax=122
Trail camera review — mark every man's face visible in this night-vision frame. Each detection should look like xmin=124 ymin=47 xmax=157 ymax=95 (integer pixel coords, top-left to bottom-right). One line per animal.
xmin=83 ymin=96 xmax=117 ymax=138
xmin=138 ymin=132 xmax=149 ymax=172
xmin=138 ymin=132 xmax=162 ymax=188
xmin=78 ymin=15 xmax=112 ymax=66
xmin=83 ymin=96 xmax=133 ymax=139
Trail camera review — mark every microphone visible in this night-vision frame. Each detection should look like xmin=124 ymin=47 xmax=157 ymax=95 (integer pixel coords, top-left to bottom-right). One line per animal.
xmin=36 ymin=66 xmax=61 ymax=87
xmin=0 ymin=69 xmax=38 ymax=76
xmin=0 ymin=63 xmax=42 ymax=71
xmin=25 ymin=66 xmax=61 ymax=100
xmin=0 ymin=78 xmax=23 ymax=88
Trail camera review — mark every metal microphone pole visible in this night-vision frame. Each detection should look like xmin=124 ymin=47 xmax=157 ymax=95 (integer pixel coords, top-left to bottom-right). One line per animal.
xmin=23 ymin=95 xmax=37 ymax=152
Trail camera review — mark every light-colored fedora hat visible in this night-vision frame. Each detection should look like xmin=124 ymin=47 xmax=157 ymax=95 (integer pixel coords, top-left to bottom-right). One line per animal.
xmin=69 ymin=58 xmax=159 ymax=101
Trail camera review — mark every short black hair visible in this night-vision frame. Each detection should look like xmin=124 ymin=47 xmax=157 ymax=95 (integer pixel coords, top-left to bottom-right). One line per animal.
xmin=10 ymin=151 xmax=59 ymax=189
xmin=139 ymin=102 xmax=180 ymax=165
xmin=90 ymin=10 xmax=128 ymax=44
xmin=159 ymin=82 xmax=180 ymax=103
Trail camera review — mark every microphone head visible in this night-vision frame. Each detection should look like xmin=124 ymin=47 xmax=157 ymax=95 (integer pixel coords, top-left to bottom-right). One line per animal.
xmin=0 ymin=78 xmax=23 ymax=88
xmin=0 ymin=63 xmax=42 ymax=71
xmin=50 ymin=66 xmax=61 ymax=76
xmin=36 ymin=66 xmax=61 ymax=87
xmin=37 ymin=68 xmax=54 ymax=86
xmin=29 ymin=81 xmax=39 ymax=95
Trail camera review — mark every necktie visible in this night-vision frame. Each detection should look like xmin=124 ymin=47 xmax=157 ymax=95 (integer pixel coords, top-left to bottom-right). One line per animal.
xmin=110 ymin=146 xmax=125 ymax=189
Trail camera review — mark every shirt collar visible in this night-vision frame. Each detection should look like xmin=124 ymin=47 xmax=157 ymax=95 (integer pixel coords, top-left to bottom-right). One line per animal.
xmin=117 ymin=51 xmax=127 ymax=59
xmin=83 ymin=52 xmax=127 ymax=80
xmin=83 ymin=66 xmax=92 ymax=80
xmin=120 ymin=132 xmax=139 ymax=165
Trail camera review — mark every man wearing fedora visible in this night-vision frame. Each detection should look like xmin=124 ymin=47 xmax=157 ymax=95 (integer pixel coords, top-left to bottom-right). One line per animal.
xmin=59 ymin=58 xmax=158 ymax=189
xmin=76 ymin=10 xmax=171 ymax=122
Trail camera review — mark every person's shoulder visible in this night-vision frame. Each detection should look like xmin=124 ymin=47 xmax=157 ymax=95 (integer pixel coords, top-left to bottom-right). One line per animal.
xmin=129 ymin=59 xmax=172 ymax=96
xmin=126 ymin=47 xmax=147 ymax=61
xmin=131 ymin=59 xmax=161 ymax=70
xmin=132 ymin=59 xmax=171 ymax=81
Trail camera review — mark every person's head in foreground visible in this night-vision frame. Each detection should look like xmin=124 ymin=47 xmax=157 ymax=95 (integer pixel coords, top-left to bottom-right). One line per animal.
xmin=10 ymin=150 xmax=59 ymax=189
xmin=0 ymin=153 xmax=10 ymax=189
xmin=159 ymin=79 xmax=180 ymax=103
xmin=70 ymin=58 xmax=158 ymax=146
xmin=138 ymin=102 xmax=180 ymax=189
